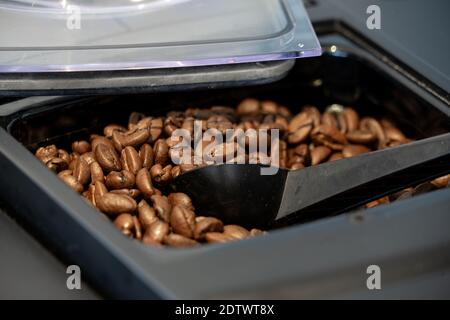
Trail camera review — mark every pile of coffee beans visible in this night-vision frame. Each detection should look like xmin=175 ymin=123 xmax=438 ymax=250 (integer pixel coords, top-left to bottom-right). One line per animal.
xmin=35 ymin=99 xmax=418 ymax=247
xmin=364 ymin=174 xmax=450 ymax=208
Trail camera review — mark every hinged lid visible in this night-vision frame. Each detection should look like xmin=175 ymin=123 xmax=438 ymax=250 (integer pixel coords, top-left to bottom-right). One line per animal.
xmin=0 ymin=0 xmax=320 ymax=94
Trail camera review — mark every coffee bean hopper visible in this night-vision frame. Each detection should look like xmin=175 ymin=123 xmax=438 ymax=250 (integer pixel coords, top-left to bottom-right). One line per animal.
xmin=0 ymin=0 xmax=449 ymax=299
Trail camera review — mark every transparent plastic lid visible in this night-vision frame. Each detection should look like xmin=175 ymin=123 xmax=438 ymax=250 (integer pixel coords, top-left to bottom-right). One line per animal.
xmin=0 ymin=0 xmax=321 ymax=72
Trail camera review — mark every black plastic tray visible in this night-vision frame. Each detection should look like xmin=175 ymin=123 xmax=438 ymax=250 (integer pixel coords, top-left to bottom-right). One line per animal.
xmin=0 ymin=35 xmax=449 ymax=299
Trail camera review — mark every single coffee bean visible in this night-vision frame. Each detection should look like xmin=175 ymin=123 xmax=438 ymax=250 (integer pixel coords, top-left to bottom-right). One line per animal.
xmin=104 ymin=124 xmax=127 ymax=138
xmin=346 ymin=130 xmax=376 ymax=144
xmin=135 ymin=168 xmax=156 ymax=197
xmin=121 ymin=146 xmax=142 ymax=175
xmin=260 ymin=100 xmax=278 ymax=114
xmin=150 ymin=164 xmax=173 ymax=184
xmin=112 ymin=128 xmax=149 ymax=152
xmin=96 ymin=193 xmax=137 ymax=215
xmin=343 ymin=107 xmax=359 ymax=132
xmin=236 ymin=98 xmax=260 ymax=116
xmin=148 ymin=118 xmax=164 ymax=143
xmin=168 ymin=193 xmax=194 ymax=210
xmin=194 ymin=217 xmax=223 ymax=240
xmin=171 ymin=166 xmax=182 ymax=179
xmin=73 ymin=157 xmax=91 ymax=186
xmin=384 ymin=126 xmax=407 ymax=143
xmin=36 ymin=145 xmax=58 ymax=162
xmin=205 ymin=232 xmax=235 ymax=244
xmin=114 ymin=213 xmax=135 ymax=238
xmin=128 ymin=112 xmax=147 ymax=128
xmin=223 ymin=225 xmax=250 ymax=240
xmin=311 ymin=124 xmax=347 ymax=150
xmin=46 ymin=157 xmax=68 ymax=173
xmin=110 ymin=188 xmax=141 ymax=199
xmin=342 ymin=145 xmax=370 ymax=158
xmin=360 ymin=117 xmax=387 ymax=149
xmin=150 ymin=195 xmax=172 ymax=223
xmin=133 ymin=216 xmax=142 ymax=240
xmin=170 ymin=205 xmax=196 ymax=238
xmin=250 ymin=228 xmax=267 ymax=236
xmin=95 ymin=143 xmax=121 ymax=172
xmin=430 ymin=174 xmax=450 ymax=189
xmin=290 ymin=163 xmax=305 ymax=170
xmin=58 ymin=170 xmax=73 ymax=177
xmin=58 ymin=149 xmax=71 ymax=165
xmin=72 ymin=140 xmax=91 ymax=154
xmin=153 ymin=139 xmax=170 ymax=165
xmin=310 ymin=146 xmax=331 ymax=165
xmin=59 ymin=174 xmax=83 ymax=194
xmin=163 ymin=233 xmax=198 ymax=247
xmin=328 ymin=152 xmax=344 ymax=162
xmin=93 ymin=181 xmax=108 ymax=206
xmin=105 ymin=170 xmax=135 ymax=190
xmin=90 ymin=161 xmax=104 ymax=183
xmin=139 ymin=144 xmax=154 ymax=169
xmin=80 ymin=152 xmax=96 ymax=166
xmin=143 ymin=220 xmax=170 ymax=244
xmin=138 ymin=200 xmax=158 ymax=229
xmin=288 ymin=111 xmax=313 ymax=144
xmin=413 ymin=182 xmax=436 ymax=195
xmin=91 ymin=136 xmax=115 ymax=152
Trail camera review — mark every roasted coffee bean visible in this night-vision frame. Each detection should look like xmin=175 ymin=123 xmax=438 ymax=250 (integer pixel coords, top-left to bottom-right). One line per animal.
xmin=114 ymin=214 xmax=135 ymax=238
xmin=121 ymin=146 xmax=142 ymax=175
xmin=194 ymin=217 xmax=223 ymax=240
xmin=205 ymin=232 xmax=235 ymax=244
xmin=95 ymin=143 xmax=121 ymax=172
xmin=73 ymin=157 xmax=91 ymax=186
xmin=138 ymin=200 xmax=159 ymax=229
xmin=72 ymin=140 xmax=91 ymax=154
xmin=360 ymin=117 xmax=387 ymax=149
xmin=329 ymin=152 xmax=344 ymax=162
xmin=150 ymin=164 xmax=172 ymax=184
xmin=90 ymin=161 xmax=104 ymax=183
xmin=310 ymin=146 xmax=331 ymax=165
xmin=91 ymin=136 xmax=115 ymax=152
xmin=343 ymin=107 xmax=359 ymax=132
xmin=148 ymin=118 xmax=164 ymax=143
xmin=346 ymin=130 xmax=376 ymax=144
xmin=342 ymin=145 xmax=370 ymax=158
xmin=58 ymin=169 xmax=73 ymax=177
xmin=80 ymin=152 xmax=96 ymax=166
xmin=36 ymin=145 xmax=58 ymax=162
xmin=384 ymin=126 xmax=407 ymax=143
xmin=290 ymin=163 xmax=305 ymax=170
xmin=163 ymin=233 xmax=198 ymax=247
xmin=110 ymin=188 xmax=141 ymax=199
xmin=96 ymin=193 xmax=137 ymax=215
xmin=288 ymin=111 xmax=314 ymax=144
xmin=171 ymin=166 xmax=182 ymax=179
xmin=236 ymin=98 xmax=260 ymax=116
xmin=135 ymin=168 xmax=156 ymax=197
xmin=104 ymin=124 xmax=127 ymax=138
xmin=105 ymin=170 xmax=135 ymax=190
xmin=311 ymin=124 xmax=347 ymax=150
xmin=150 ymin=195 xmax=172 ymax=223
xmin=431 ymin=174 xmax=450 ymax=189
xmin=223 ymin=225 xmax=250 ymax=240
xmin=46 ymin=157 xmax=68 ymax=173
xmin=170 ymin=205 xmax=196 ymax=238
xmin=153 ymin=139 xmax=170 ymax=165
xmin=59 ymin=174 xmax=83 ymax=194
xmin=250 ymin=228 xmax=266 ymax=236
xmin=112 ymin=128 xmax=149 ymax=152
xmin=260 ymin=100 xmax=278 ymax=114
xmin=143 ymin=220 xmax=169 ymax=244
xmin=93 ymin=181 xmax=108 ymax=202
xmin=58 ymin=149 xmax=71 ymax=165
xmin=168 ymin=193 xmax=194 ymax=210
xmin=133 ymin=216 xmax=142 ymax=240
xmin=139 ymin=144 xmax=154 ymax=169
